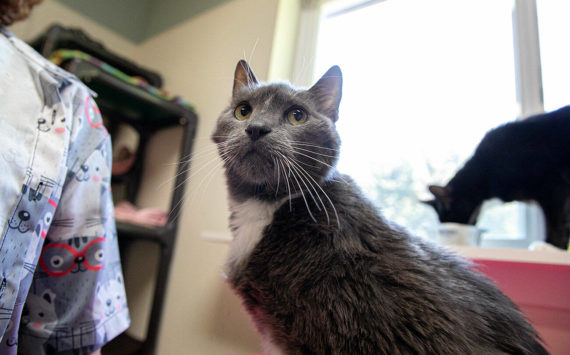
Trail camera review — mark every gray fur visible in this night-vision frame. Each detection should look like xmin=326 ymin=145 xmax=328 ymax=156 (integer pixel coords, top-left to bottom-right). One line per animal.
xmin=212 ymin=60 xmax=548 ymax=354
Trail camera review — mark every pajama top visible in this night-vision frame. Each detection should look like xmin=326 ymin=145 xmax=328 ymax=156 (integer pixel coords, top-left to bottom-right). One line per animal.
xmin=0 ymin=26 xmax=130 ymax=354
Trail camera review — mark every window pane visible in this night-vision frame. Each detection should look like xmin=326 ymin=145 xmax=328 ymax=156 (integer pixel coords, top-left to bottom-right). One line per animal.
xmin=537 ymin=0 xmax=570 ymax=111
xmin=315 ymin=0 xmax=523 ymax=240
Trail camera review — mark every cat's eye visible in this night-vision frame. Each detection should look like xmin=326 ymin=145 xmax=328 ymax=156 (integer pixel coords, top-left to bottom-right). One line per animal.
xmin=287 ymin=108 xmax=308 ymax=125
xmin=234 ymin=103 xmax=252 ymax=120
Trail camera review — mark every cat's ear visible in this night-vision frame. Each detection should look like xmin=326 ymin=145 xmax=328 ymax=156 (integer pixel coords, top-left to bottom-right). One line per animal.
xmin=233 ymin=60 xmax=258 ymax=95
xmin=308 ymin=66 xmax=343 ymax=122
xmin=428 ymin=185 xmax=452 ymax=210
xmin=42 ymin=289 xmax=55 ymax=304
xmin=420 ymin=199 xmax=437 ymax=209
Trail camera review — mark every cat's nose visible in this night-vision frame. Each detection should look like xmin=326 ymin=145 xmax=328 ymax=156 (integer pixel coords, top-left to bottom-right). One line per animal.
xmin=245 ymin=122 xmax=271 ymax=141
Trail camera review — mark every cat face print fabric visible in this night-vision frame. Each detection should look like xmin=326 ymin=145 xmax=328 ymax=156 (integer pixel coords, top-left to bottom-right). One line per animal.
xmin=0 ymin=25 xmax=130 ymax=354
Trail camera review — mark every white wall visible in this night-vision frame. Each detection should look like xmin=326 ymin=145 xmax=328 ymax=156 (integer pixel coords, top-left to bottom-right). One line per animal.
xmin=11 ymin=0 xmax=288 ymax=353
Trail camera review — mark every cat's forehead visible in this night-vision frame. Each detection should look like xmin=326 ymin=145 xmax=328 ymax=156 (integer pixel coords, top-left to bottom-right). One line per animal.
xmin=234 ymin=83 xmax=306 ymax=107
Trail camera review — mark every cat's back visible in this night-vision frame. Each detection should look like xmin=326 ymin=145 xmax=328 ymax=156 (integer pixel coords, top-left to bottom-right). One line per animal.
xmin=467 ymin=106 xmax=570 ymax=182
xmin=478 ymin=106 xmax=570 ymax=153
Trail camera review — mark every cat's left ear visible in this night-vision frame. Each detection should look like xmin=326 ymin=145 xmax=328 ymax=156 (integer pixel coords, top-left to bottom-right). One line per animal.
xmin=308 ymin=66 xmax=343 ymax=122
xmin=233 ymin=60 xmax=259 ymax=96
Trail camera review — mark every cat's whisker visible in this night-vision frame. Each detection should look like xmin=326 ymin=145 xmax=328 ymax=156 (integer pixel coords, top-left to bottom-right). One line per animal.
xmin=220 ymin=147 xmax=242 ymax=172
xmin=285 ymin=155 xmax=323 ymax=213
xmin=275 ymin=156 xmax=293 ymax=211
xmin=299 ymin=162 xmax=339 ymax=228
xmin=160 ymin=138 xmax=233 ymax=176
xmin=193 ymin=154 xmax=231 ymax=204
xmin=248 ymin=38 xmax=259 ymax=67
xmin=273 ymin=156 xmax=281 ymax=198
xmin=170 ymin=149 xmax=239 ymax=221
xmin=290 ymin=147 xmax=349 ymax=185
xmin=157 ymin=165 xmax=193 ymax=190
xmin=291 ymin=149 xmax=336 ymax=170
xmin=278 ymin=159 xmax=293 ymax=212
xmin=288 ymin=163 xmax=317 ymax=223
xmin=163 ymin=144 xmax=229 ymax=185
xmin=279 ymin=153 xmax=318 ymax=223
xmin=161 ymin=150 xmax=209 ymax=167
xmin=287 ymin=157 xmax=337 ymax=224
xmin=277 ymin=142 xmax=340 ymax=227
xmin=164 ymin=148 xmax=232 ymax=192
xmin=292 ymin=167 xmax=326 ymax=219
xmin=163 ymin=144 xmax=222 ymax=167
xmin=287 ymin=158 xmax=330 ymax=224
xmin=290 ymin=146 xmax=338 ymax=159
xmin=289 ymin=141 xmax=340 ymax=152
xmin=219 ymin=148 xmax=239 ymax=166
xmin=212 ymin=140 xmax=240 ymax=160
xmin=166 ymin=166 xmax=212 ymax=222
xmin=196 ymin=134 xmax=230 ymax=140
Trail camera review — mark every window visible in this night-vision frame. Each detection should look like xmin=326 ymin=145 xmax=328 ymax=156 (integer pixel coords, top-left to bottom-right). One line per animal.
xmin=537 ymin=1 xmax=570 ymax=112
xmin=295 ymin=0 xmax=554 ymax=247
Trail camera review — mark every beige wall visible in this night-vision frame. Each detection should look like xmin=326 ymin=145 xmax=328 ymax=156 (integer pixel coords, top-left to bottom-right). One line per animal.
xmin=134 ymin=0 xmax=280 ymax=353
xmin=11 ymin=0 xmax=294 ymax=353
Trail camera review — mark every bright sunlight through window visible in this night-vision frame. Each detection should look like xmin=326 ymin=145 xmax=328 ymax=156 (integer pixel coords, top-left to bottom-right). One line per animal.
xmin=537 ymin=1 xmax=570 ymax=112
xmin=313 ymin=0 xmax=527 ymax=242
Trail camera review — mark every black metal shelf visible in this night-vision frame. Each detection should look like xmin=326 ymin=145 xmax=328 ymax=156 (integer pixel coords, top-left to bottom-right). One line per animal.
xmin=103 ymin=333 xmax=144 ymax=355
xmin=31 ymin=24 xmax=162 ymax=87
xmin=59 ymin=50 xmax=196 ymax=355
xmin=64 ymin=58 xmax=192 ymax=129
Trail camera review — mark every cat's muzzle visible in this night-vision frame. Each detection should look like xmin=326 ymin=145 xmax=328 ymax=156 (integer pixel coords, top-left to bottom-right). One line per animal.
xmin=236 ymin=145 xmax=276 ymax=184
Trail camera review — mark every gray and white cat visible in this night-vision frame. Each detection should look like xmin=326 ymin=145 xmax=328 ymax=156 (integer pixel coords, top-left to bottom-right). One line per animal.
xmin=212 ymin=60 xmax=548 ymax=354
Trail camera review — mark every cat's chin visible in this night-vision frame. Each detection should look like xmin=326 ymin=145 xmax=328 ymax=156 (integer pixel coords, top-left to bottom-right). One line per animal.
xmin=234 ymin=149 xmax=276 ymax=185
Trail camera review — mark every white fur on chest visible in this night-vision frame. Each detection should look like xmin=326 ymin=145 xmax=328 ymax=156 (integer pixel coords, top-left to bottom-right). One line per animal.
xmin=226 ymin=198 xmax=282 ymax=275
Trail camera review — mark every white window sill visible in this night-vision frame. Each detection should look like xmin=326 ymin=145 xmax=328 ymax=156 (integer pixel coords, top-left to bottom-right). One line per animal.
xmin=451 ymin=246 xmax=570 ymax=265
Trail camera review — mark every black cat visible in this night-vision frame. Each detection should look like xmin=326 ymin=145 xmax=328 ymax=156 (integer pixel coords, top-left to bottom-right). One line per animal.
xmin=426 ymin=106 xmax=570 ymax=249
xmin=212 ymin=60 xmax=548 ymax=354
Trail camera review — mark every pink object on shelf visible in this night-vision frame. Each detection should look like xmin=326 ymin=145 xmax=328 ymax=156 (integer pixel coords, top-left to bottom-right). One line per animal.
xmin=112 ymin=146 xmax=136 ymax=175
xmin=114 ymin=201 xmax=168 ymax=227
xmin=472 ymin=259 xmax=570 ymax=355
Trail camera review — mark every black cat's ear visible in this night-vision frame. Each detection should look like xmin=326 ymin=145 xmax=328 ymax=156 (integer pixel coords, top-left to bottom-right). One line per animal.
xmin=233 ymin=60 xmax=258 ymax=96
xmin=428 ymin=185 xmax=451 ymax=210
xmin=308 ymin=66 xmax=342 ymax=122
xmin=420 ymin=199 xmax=436 ymax=208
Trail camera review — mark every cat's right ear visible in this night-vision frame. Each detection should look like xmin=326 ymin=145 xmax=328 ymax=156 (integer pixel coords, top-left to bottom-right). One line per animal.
xmin=308 ymin=66 xmax=343 ymax=122
xmin=233 ymin=60 xmax=258 ymax=96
